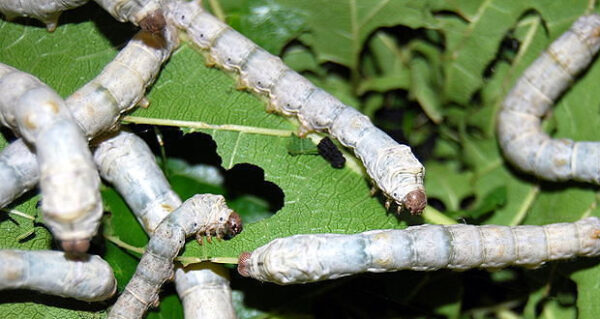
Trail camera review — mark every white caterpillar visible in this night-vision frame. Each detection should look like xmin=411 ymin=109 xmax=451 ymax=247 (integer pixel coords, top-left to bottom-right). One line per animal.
xmin=0 ymin=62 xmax=102 ymax=254
xmin=107 ymin=194 xmax=242 ymax=319
xmin=498 ymin=14 xmax=600 ymax=183
xmin=174 ymin=263 xmax=237 ymax=319
xmin=0 ymin=27 xmax=176 ymax=235
xmin=166 ymin=0 xmax=427 ymax=214
xmin=93 ymin=0 xmax=165 ymax=33
xmin=238 ymin=217 xmax=600 ymax=285
xmin=93 ymin=130 xmax=238 ymax=319
xmin=0 ymin=0 xmax=88 ymax=31
xmin=0 ymin=250 xmax=116 ymax=301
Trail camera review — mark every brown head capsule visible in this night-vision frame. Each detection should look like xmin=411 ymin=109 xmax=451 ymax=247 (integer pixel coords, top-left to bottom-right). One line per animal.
xmin=139 ymin=9 xmax=166 ymax=34
xmin=237 ymin=251 xmax=252 ymax=277
xmin=60 ymin=238 xmax=91 ymax=256
xmin=225 ymin=212 xmax=243 ymax=238
xmin=403 ymin=189 xmax=427 ymax=215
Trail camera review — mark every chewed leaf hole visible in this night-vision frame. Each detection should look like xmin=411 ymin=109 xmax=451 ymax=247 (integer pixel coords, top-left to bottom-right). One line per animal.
xmin=127 ymin=124 xmax=283 ymax=224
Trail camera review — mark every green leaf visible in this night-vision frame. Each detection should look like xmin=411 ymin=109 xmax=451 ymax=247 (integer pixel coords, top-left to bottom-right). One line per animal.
xmin=276 ymin=0 xmax=438 ymax=70
xmin=286 ymin=135 xmax=319 ymax=156
xmin=424 ymin=161 xmax=473 ymax=212
xmin=438 ymin=0 xmax=590 ymax=104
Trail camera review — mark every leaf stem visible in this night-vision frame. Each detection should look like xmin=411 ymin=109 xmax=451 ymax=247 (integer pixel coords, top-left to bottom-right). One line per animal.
xmin=208 ymin=0 xmax=226 ymax=22
xmin=1 ymin=209 xmax=35 ymax=220
xmin=122 ymin=116 xmax=294 ymax=137
xmin=421 ymin=205 xmax=457 ymax=225
xmin=104 ymin=235 xmax=146 ymax=255
xmin=509 ymin=185 xmax=539 ymax=226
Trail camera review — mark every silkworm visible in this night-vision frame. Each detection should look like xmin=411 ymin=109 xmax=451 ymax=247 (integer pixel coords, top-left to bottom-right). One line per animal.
xmin=0 ymin=250 xmax=116 ymax=301
xmin=175 ymin=263 xmax=237 ymax=319
xmin=94 ymin=131 xmax=239 ymax=318
xmin=317 ymin=137 xmax=345 ymax=169
xmin=107 ymin=194 xmax=242 ymax=319
xmin=0 ymin=27 xmax=176 ymax=227
xmin=0 ymin=62 xmax=101 ymax=254
xmin=0 ymin=0 xmax=88 ymax=32
xmin=93 ymin=0 xmax=165 ymax=32
xmin=94 ymin=131 xmax=181 ymax=233
xmin=498 ymin=14 xmax=600 ymax=183
xmin=165 ymin=0 xmax=427 ymax=215
xmin=238 ymin=217 xmax=600 ymax=285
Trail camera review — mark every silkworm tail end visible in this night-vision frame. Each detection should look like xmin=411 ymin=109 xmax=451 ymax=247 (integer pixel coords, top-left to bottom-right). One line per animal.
xmin=139 ymin=9 xmax=166 ymax=34
xmin=238 ymin=252 xmax=252 ymax=277
xmin=403 ymin=189 xmax=427 ymax=215
xmin=60 ymin=238 xmax=91 ymax=256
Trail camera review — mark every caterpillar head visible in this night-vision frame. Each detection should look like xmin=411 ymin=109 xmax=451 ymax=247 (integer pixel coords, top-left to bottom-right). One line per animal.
xmin=402 ymin=189 xmax=427 ymax=215
xmin=60 ymin=238 xmax=91 ymax=256
xmin=139 ymin=9 xmax=166 ymax=34
xmin=224 ymin=212 xmax=243 ymax=239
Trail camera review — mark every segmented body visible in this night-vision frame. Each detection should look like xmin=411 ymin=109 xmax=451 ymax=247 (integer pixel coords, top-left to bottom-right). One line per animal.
xmin=0 ymin=0 xmax=88 ymax=31
xmin=0 ymin=28 xmax=175 ymax=220
xmin=93 ymin=0 xmax=165 ymax=32
xmin=0 ymin=250 xmax=116 ymax=301
xmin=238 ymin=217 xmax=600 ymax=284
xmin=175 ymin=263 xmax=237 ymax=319
xmin=94 ymin=131 xmax=238 ymax=318
xmin=107 ymin=194 xmax=241 ymax=319
xmin=498 ymin=14 xmax=600 ymax=183
xmin=166 ymin=0 xmax=426 ymax=214
xmin=0 ymin=63 xmax=101 ymax=253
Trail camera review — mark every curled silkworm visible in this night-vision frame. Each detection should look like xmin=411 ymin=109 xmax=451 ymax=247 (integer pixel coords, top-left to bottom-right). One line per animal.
xmin=0 ymin=62 xmax=101 ymax=254
xmin=93 ymin=0 xmax=165 ymax=32
xmin=166 ymin=0 xmax=427 ymax=215
xmin=107 ymin=194 xmax=241 ymax=319
xmin=94 ymin=131 xmax=181 ymax=233
xmin=498 ymin=14 xmax=600 ymax=183
xmin=0 ymin=0 xmax=88 ymax=31
xmin=0 ymin=27 xmax=176 ymax=219
xmin=175 ymin=263 xmax=237 ymax=319
xmin=0 ymin=250 xmax=116 ymax=301
xmin=94 ymin=130 xmax=239 ymax=318
xmin=317 ymin=137 xmax=345 ymax=169
xmin=238 ymin=217 xmax=600 ymax=284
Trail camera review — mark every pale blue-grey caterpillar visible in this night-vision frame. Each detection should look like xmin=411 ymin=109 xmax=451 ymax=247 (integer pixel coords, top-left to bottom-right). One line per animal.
xmin=107 ymin=194 xmax=242 ymax=319
xmin=238 ymin=217 xmax=600 ymax=284
xmin=165 ymin=0 xmax=427 ymax=215
xmin=93 ymin=0 xmax=165 ymax=33
xmin=498 ymin=14 xmax=600 ymax=183
xmin=0 ymin=62 xmax=101 ymax=254
xmin=175 ymin=263 xmax=237 ymax=319
xmin=0 ymin=0 xmax=88 ymax=31
xmin=94 ymin=131 xmax=238 ymax=318
xmin=0 ymin=250 xmax=116 ymax=301
xmin=0 ymin=27 xmax=176 ymax=244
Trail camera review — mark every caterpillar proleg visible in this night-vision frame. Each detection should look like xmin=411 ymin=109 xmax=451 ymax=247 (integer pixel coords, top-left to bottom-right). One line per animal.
xmin=166 ymin=0 xmax=427 ymax=215
xmin=0 ymin=250 xmax=116 ymax=301
xmin=93 ymin=0 xmax=165 ymax=32
xmin=107 ymin=194 xmax=242 ymax=319
xmin=94 ymin=131 xmax=239 ymax=319
xmin=0 ymin=62 xmax=101 ymax=254
xmin=498 ymin=14 xmax=600 ymax=183
xmin=238 ymin=217 xmax=600 ymax=285
xmin=0 ymin=0 xmax=88 ymax=31
xmin=0 ymin=27 xmax=176 ymax=221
